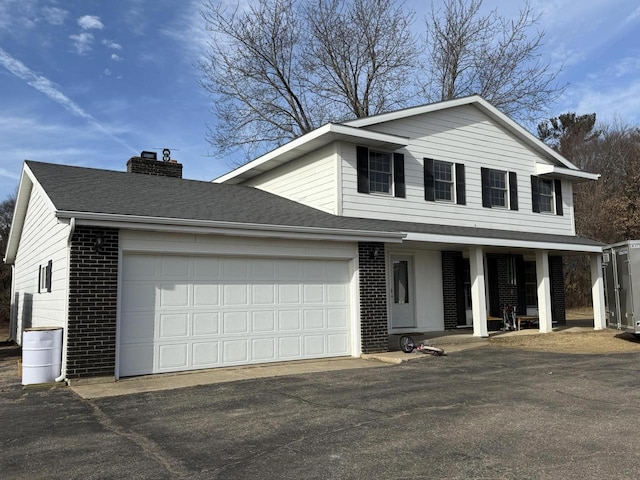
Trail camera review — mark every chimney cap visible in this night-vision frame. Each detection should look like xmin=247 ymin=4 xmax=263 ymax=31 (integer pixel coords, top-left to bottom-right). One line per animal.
xmin=140 ymin=150 xmax=157 ymax=160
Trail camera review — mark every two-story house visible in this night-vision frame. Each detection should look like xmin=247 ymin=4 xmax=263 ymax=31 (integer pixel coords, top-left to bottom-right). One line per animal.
xmin=4 ymin=95 xmax=604 ymax=382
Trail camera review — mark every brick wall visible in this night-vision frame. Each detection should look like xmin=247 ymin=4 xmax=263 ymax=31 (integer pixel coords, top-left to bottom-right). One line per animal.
xmin=67 ymin=226 xmax=119 ymax=378
xmin=126 ymin=156 xmax=183 ymax=178
xmin=495 ymin=255 xmax=519 ymax=310
xmin=358 ymin=242 xmax=388 ymax=353
xmin=441 ymin=251 xmax=462 ymax=330
xmin=549 ymin=256 xmax=566 ymax=325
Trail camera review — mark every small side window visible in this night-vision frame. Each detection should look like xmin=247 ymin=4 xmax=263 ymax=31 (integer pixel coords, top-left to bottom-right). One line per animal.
xmin=39 ymin=260 xmax=52 ymax=293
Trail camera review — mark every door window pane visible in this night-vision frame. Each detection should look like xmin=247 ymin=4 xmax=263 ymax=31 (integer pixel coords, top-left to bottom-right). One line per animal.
xmin=393 ymin=260 xmax=409 ymax=304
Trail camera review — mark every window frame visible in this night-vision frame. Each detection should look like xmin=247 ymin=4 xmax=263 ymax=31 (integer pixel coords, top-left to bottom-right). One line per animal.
xmin=433 ymin=160 xmax=454 ymax=202
xmin=537 ymin=178 xmax=555 ymax=213
xmin=368 ymin=150 xmax=393 ymax=195
xmin=489 ymin=169 xmax=508 ymax=208
xmin=38 ymin=260 xmax=52 ymax=294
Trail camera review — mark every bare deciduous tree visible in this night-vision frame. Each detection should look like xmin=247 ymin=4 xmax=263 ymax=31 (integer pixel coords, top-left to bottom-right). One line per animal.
xmin=424 ymin=0 xmax=564 ymax=123
xmin=199 ymin=0 xmax=417 ymax=162
xmin=1 ymin=192 xmax=16 ymax=325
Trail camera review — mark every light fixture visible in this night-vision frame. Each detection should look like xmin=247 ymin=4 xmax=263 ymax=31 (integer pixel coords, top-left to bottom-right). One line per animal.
xmin=371 ymin=246 xmax=382 ymax=259
xmin=93 ymin=233 xmax=105 ymax=253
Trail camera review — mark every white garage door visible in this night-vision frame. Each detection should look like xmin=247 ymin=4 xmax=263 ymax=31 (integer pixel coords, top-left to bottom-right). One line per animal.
xmin=119 ymin=254 xmax=352 ymax=377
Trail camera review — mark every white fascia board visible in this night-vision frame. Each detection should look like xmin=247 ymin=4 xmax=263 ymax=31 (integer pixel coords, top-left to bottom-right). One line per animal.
xmin=403 ymin=232 xmax=603 ymax=253
xmin=345 ymin=95 xmax=581 ymax=171
xmin=4 ymin=164 xmax=35 ymax=264
xmin=213 ymin=123 xmax=409 ymax=184
xmin=55 ymin=210 xmax=406 ymax=244
xmin=535 ymin=164 xmax=600 ymax=182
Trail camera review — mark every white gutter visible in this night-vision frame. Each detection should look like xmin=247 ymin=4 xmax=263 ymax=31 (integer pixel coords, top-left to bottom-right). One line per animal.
xmin=55 ymin=210 xmax=406 ymax=244
xmin=403 ymin=232 xmax=603 ymax=253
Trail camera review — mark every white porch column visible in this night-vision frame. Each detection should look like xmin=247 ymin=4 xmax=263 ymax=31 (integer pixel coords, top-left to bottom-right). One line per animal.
xmin=469 ymin=247 xmax=488 ymax=337
xmin=536 ymin=250 xmax=553 ymax=333
xmin=591 ymin=253 xmax=606 ymax=330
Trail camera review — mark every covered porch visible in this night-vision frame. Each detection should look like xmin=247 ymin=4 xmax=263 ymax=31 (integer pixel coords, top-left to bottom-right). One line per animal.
xmin=385 ymin=234 xmax=605 ymax=339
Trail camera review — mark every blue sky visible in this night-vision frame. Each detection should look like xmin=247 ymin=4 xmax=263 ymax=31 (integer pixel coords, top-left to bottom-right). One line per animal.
xmin=1 ymin=0 xmax=639 ymax=202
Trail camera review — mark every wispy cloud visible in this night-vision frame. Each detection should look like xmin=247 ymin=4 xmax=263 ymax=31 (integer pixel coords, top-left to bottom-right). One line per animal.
xmin=42 ymin=6 xmax=68 ymax=25
xmin=69 ymin=32 xmax=94 ymax=54
xmin=78 ymin=15 xmax=104 ymax=30
xmin=111 ymin=53 xmax=122 ymax=61
xmin=102 ymin=39 xmax=122 ymax=50
xmin=0 ymin=47 xmax=135 ymax=151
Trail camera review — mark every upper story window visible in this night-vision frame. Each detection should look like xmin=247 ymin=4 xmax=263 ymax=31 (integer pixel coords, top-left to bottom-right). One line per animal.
xmin=369 ymin=151 xmax=392 ymax=194
xmin=489 ymin=169 xmax=507 ymax=207
xmin=356 ymin=146 xmax=405 ymax=198
xmin=531 ymin=176 xmax=563 ymax=216
xmin=481 ymin=168 xmax=518 ymax=211
xmin=434 ymin=161 xmax=453 ymax=201
xmin=424 ymin=158 xmax=466 ymax=205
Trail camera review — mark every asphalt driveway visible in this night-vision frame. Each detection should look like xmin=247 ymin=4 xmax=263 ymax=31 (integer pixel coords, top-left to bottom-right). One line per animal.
xmin=2 ymin=346 xmax=640 ymax=479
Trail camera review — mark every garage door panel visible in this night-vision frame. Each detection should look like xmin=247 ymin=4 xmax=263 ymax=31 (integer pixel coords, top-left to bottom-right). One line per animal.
xmin=223 ymin=339 xmax=249 ymax=363
xmin=161 ymin=256 xmax=189 ymax=277
xmin=193 ymin=312 xmax=219 ymax=335
xmin=303 ymin=310 xmax=324 ymax=329
xmin=327 ymin=309 xmax=348 ymax=329
xmin=303 ymin=335 xmax=325 ymax=356
xmin=120 ymin=254 xmax=352 ymax=377
xmin=251 ymin=338 xmax=276 ymax=361
xmin=279 ymin=336 xmax=301 ymax=358
xmin=328 ymin=334 xmax=349 ymax=354
xmin=223 ymin=284 xmax=248 ymax=305
xmin=278 ymin=284 xmax=300 ymax=304
xmin=278 ymin=310 xmax=301 ymax=331
xmin=223 ymin=311 xmax=248 ymax=334
xmin=159 ymin=313 xmax=189 ymax=338
xmin=158 ymin=343 xmax=188 ymax=370
xmin=192 ymin=342 xmax=220 ymax=366
xmin=122 ymin=283 xmax=156 ymax=311
xmin=252 ymin=284 xmax=275 ymax=304
xmin=252 ymin=311 xmax=276 ymax=332
xmin=121 ymin=314 xmax=155 ymax=341
xmin=160 ymin=283 xmax=189 ymax=307
xmin=193 ymin=284 xmax=219 ymax=306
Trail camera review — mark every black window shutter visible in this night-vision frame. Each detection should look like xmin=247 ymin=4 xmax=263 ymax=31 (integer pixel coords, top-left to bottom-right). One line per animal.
xmin=47 ymin=260 xmax=53 ymax=293
xmin=356 ymin=146 xmax=369 ymax=194
xmin=38 ymin=265 xmax=41 ymax=294
xmin=424 ymin=158 xmax=435 ymax=202
xmin=487 ymin=255 xmax=500 ymax=317
xmin=515 ymin=256 xmax=527 ymax=315
xmin=393 ymin=153 xmax=405 ymax=198
xmin=481 ymin=167 xmax=491 ymax=208
xmin=509 ymin=172 xmax=518 ymax=210
xmin=455 ymin=163 xmax=466 ymax=205
xmin=554 ymin=179 xmax=563 ymax=216
xmin=454 ymin=257 xmax=467 ymax=326
xmin=531 ymin=176 xmax=541 ymax=213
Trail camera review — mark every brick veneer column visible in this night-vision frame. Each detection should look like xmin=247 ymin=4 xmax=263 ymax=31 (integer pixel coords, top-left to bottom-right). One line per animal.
xmin=67 ymin=226 xmax=119 ymax=379
xmin=358 ymin=242 xmax=388 ymax=353
xmin=549 ymin=255 xmax=566 ymax=325
xmin=441 ymin=251 xmax=462 ymax=330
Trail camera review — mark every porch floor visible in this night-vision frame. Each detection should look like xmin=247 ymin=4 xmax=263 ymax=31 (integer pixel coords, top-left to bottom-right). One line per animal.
xmin=387 ymin=318 xmax=596 ymax=351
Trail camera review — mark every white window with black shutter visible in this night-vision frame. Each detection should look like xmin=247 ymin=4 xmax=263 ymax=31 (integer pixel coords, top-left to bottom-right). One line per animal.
xmin=357 ymin=146 xmax=405 ymax=197
xmin=424 ymin=158 xmax=465 ymax=204
xmin=531 ymin=176 xmax=563 ymax=215
xmin=481 ymin=168 xmax=518 ymax=210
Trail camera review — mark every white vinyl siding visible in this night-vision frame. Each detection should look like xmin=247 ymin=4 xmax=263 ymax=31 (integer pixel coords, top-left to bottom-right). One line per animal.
xmin=242 ymin=143 xmax=338 ymax=214
xmin=12 ymin=185 xmax=69 ymax=342
xmin=340 ymin=104 xmax=575 ymax=236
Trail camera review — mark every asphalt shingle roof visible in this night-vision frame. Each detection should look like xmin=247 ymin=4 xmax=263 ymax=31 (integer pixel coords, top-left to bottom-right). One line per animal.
xmin=26 ymin=160 xmax=602 ymax=248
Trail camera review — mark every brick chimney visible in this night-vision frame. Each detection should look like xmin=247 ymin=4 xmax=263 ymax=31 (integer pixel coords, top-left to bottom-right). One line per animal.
xmin=127 ymin=150 xmax=182 ymax=178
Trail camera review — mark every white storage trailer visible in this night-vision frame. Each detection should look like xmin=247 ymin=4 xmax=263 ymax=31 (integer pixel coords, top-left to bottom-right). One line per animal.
xmin=603 ymin=240 xmax=640 ymax=336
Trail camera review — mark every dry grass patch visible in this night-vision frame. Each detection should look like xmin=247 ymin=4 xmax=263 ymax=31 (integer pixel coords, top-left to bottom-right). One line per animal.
xmin=491 ymin=329 xmax=640 ymax=354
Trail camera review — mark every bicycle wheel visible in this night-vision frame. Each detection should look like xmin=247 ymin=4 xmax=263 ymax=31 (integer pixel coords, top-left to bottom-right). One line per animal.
xmin=399 ymin=335 xmax=415 ymax=353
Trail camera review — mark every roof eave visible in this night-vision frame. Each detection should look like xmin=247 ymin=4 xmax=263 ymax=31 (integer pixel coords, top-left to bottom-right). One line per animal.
xmin=55 ymin=210 xmax=406 ymax=243
xmin=535 ymin=164 xmax=600 ymax=183
xmin=4 ymin=163 xmax=36 ymax=265
xmin=213 ymin=123 xmax=409 ymax=184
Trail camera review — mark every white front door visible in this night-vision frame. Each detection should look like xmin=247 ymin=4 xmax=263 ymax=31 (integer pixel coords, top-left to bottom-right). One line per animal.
xmin=390 ymin=255 xmax=416 ymax=329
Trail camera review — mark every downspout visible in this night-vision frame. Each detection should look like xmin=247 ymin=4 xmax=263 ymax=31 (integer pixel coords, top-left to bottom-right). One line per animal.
xmin=55 ymin=217 xmax=75 ymax=383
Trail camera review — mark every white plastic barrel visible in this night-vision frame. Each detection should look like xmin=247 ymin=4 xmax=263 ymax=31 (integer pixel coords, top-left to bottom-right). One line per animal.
xmin=22 ymin=327 xmax=63 ymax=385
